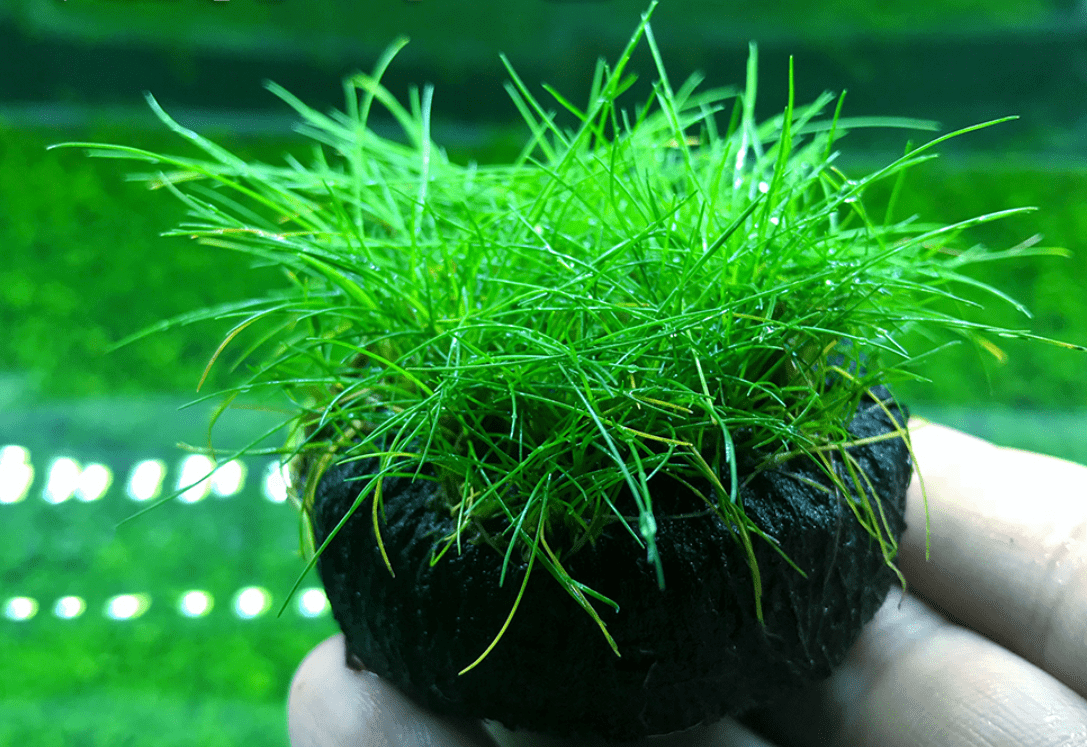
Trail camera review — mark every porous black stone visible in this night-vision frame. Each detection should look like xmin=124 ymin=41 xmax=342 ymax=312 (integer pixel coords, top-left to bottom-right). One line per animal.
xmin=311 ymin=387 xmax=911 ymax=740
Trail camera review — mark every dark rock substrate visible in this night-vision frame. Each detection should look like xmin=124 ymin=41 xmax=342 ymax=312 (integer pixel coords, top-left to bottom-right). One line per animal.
xmin=311 ymin=388 xmax=911 ymax=740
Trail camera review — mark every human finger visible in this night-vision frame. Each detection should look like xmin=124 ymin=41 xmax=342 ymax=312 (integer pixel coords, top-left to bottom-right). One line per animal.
xmin=899 ymin=420 xmax=1087 ymax=698
xmin=288 ymin=636 xmax=778 ymax=747
xmin=287 ymin=634 xmax=498 ymax=747
xmin=744 ymin=592 xmax=1087 ymax=747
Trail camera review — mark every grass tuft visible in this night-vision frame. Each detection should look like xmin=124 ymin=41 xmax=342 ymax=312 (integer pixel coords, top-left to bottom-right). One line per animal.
xmin=53 ymin=2 xmax=1085 ymax=662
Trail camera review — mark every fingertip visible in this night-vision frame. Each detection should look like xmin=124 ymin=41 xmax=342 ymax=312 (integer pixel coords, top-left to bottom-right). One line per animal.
xmin=287 ymin=635 xmax=365 ymax=747
xmin=900 ymin=419 xmax=1087 ymax=700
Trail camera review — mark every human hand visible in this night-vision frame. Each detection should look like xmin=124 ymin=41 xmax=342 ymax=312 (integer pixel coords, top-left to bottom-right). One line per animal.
xmin=287 ymin=421 xmax=1087 ymax=746
xmin=743 ymin=419 xmax=1087 ymax=746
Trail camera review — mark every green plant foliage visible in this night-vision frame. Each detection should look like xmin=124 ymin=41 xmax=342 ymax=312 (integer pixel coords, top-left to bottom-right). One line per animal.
xmin=868 ymin=165 xmax=1087 ymax=409
xmin=0 ymin=126 xmax=281 ymax=400
xmin=1 ymin=459 xmax=332 ymax=746
xmin=2 ymin=693 xmax=288 ymax=747
xmin=52 ymin=3 xmax=1083 ymax=659
xmin=1 ymin=622 xmax=328 ymax=746
xmin=5 ymin=129 xmax=1083 ymax=409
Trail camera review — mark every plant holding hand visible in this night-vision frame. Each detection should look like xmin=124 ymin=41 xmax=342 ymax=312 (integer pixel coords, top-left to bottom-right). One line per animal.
xmin=286 ymin=421 xmax=1087 ymax=746
xmin=57 ymin=1 xmax=1086 ymax=740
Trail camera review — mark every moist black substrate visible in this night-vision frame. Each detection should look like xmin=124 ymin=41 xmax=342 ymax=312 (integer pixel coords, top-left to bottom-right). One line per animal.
xmin=311 ymin=387 xmax=911 ymax=740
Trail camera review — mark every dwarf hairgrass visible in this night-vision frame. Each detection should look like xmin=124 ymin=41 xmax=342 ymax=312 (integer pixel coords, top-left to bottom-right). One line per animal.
xmin=55 ymin=2 xmax=1084 ymax=668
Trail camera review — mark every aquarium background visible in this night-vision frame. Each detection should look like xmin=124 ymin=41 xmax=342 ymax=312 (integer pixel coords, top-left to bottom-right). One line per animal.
xmin=1 ymin=1 xmax=1085 ymax=745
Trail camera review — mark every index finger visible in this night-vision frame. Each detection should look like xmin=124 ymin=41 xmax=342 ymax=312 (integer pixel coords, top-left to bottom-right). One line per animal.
xmin=899 ymin=420 xmax=1087 ymax=698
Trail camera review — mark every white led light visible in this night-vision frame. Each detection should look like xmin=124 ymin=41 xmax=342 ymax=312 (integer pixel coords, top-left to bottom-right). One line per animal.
xmin=4 ymin=596 xmax=38 ymax=621
xmin=53 ymin=596 xmax=86 ymax=619
xmin=298 ymin=588 xmax=329 ymax=618
xmin=232 ymin=586 xmax=271 ymax=619
xmin=1 ymin=445 xmax=30 ymax=464
xmin=127 ymin=460 xmax=166 ymax=502
xmin=44 ymin=457 xmax=81 ymax=504
xmin=262 ymin=462 xmax=290 ymax=503
xmin=210 ymin=459 xmax=246 ymax=497
xmin=76 ymin=463 xmax=112 ymax=502
xmin=0 ymin=445 xmax=34 ymax=504
xmin=179 ymin=590 xmax=213 ymax=618
xmin=177 ymin=455 xmax=214 ymax=503
xmin=105 ymin=593 xmax=150 ymax=620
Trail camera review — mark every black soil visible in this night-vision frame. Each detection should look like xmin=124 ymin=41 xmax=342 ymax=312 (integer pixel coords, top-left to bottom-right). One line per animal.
xmin=311 ymin=387 xmax=911 ymax=740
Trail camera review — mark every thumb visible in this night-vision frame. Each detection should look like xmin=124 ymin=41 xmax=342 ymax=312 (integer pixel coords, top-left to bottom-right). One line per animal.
xmin=288 ymin=635 xmax=498 ymax=747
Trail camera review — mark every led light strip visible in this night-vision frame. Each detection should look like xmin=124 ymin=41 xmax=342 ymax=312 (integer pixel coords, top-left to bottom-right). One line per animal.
xmin=2 ymin=446 xmax=319 ymax=624
xmin=0 ymin=444 xmax=293 ymax=504
xmin=2 ymin=587 xmax=330 ymax=621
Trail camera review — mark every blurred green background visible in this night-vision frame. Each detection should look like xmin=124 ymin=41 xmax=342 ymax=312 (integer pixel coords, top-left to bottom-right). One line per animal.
xmin=2 ymin=1 xmax=1085 ymax=745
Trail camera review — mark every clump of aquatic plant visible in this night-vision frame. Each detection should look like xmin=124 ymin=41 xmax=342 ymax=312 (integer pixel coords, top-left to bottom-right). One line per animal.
xmin=55 ymin=3 xmax=1079 ymax=663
